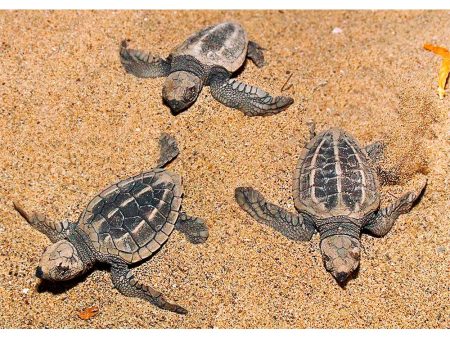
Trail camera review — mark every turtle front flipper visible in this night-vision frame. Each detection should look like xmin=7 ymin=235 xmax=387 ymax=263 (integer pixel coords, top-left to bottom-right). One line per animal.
xmin=175 ymin=212 xmax=209 ymax=244
xmin=120 ymin=40 xmax=170 ymax=78
xmin=156 ymin=133 xmax=180 ymax=168
xmin=209 ymin=75 xmax=294 ymax=117
xmin=365 ymin=180 xmax=427 ymax=237
xmin=235 ymin=187 xmax=315 ymax=241
xmin=111 ymin=263 xmax=188 ymax=315
xmin=247 ymin=41 xmax=265 ymax=68
xmin=13 ymin=202 xmax=71 ymax=243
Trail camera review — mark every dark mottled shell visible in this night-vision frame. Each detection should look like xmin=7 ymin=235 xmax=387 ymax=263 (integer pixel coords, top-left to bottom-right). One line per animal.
xmin=293 ymin=129 xmax=379 ymax=219
xmin=78 ymin=169 xmax=182 ymax=264
xmin=171 ymin=21 xmax=248 ymax=72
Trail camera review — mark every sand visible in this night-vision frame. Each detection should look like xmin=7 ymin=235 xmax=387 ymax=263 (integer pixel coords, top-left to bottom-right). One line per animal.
xmin=0 ymin=10 xmax=448 ymax=328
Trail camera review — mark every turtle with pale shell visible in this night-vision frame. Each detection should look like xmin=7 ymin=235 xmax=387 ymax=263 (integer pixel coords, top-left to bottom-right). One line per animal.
xmin=120 ymin=21 xmax=293 ymax=116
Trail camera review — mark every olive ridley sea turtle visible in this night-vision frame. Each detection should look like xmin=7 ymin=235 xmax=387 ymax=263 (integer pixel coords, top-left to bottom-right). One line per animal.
xmin=120 ymin=21 xmax=294 ymax=116
xmin=13 ymin=134 xmax=208 ymax=314
xmin=235 ymin=126 xmax=426 ymax=284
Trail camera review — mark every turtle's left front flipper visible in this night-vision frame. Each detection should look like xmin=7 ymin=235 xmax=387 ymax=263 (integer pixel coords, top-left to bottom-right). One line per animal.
xmin=209 ymin=75 xmax=293 ymax=117
xmin=111 ymin=263 xmax=187 ymax=314
xmin=235 ymin=187 xmax=315 ymax=241
xmin=13 ymin=202 xmax=70 ymax=243
xmin=175 ymin=212 xmax=209 ymax=244
xmin=365 ymin=180 xmax=427 ymax=237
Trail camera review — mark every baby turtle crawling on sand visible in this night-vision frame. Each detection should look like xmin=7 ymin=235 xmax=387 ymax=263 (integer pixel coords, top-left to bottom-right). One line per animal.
xmin=13 ymin=134 xmax=208 ymax=314
xmin=120 ymin=21 xmax=293 ymax=116
xmin=235 ymin=125 xmax=426 ymax=284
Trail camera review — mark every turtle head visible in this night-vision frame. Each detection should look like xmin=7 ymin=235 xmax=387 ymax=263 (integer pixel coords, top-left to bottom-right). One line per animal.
xmin=36 ymin=240 xmax=85 ymax=282
xmin=320 ymin=235 xmax=361 ymax=284
xmin=162 ymin=71 xmax=202 ymax=113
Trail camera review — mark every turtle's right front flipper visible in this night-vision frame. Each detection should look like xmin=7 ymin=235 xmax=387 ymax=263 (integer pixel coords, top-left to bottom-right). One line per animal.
xmin=120 ymin=40 xmax=170 ymax=78
xmin=235 ymin=187 xmax=315 ymax=241
xmin=13 ymin=202 xmax=70 ymax=243
xmin=209 ymin=75 xmax=293 ymax=117
xmin=111 ymin=263 xmax=187 ymax=315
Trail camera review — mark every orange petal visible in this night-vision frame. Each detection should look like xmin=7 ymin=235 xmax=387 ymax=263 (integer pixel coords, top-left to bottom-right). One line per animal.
xmin=78 ymin=306 xmax=99 ymax=320
xmin=423 ymin=44 xmax=450 ymax=58
xmin=424 ymin=44 xmax=450 ymax=98
xmin=437 ymin=58 xmax=450 ymax=99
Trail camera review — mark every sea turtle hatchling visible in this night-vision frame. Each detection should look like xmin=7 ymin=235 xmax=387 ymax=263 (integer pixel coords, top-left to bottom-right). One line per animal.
xmin=235 ymin=126 xmax=426 ymax=284
xmin=120 ymin=21 xmax=293 ymax=116
xmin=13 ymin=134 xmax=208 ymax=314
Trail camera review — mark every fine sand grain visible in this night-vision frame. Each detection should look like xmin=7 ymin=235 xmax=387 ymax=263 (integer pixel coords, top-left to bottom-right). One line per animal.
xmin=0 ymin=10 xmax=448 ymax=328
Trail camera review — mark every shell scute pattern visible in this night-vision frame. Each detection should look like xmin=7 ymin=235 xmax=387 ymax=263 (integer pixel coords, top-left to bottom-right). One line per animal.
xmin=172 ymin=21 xmax=248 ymax=72
xmin=117 ymin=176 xmax=137 ymax=192
xmin=79 ymin=170 xmax=183 ymax=263
xmin=131 ymin=183 xmax=154 ymax=207
xmin=99 ymin=185 xmax=120 ymax=204
xmin=91 ymin=214 xmax=110 ymax=234
xmin=294 ymin=129 xmax=379 ymax=218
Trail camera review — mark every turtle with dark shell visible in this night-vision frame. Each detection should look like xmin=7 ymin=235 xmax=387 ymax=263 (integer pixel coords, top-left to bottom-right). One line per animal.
xmin=235 ymin=125 xmax=426 ymax=284
xmin=120 ymin=21 xmax=293 ymax=116
xmin=13 ymin=134 xmax=208 ymax=314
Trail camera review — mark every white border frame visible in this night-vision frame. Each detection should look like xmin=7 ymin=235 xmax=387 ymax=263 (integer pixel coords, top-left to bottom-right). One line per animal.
xmin=1 ymin=0 xmax=450 ymax=10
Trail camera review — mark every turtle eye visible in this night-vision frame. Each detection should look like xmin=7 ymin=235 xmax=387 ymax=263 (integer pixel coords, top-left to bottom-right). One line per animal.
xmin=349 ymin=249 xmax=360 ymax=260
xmin=323 ymin=256 xmax=332 ymax=269
xmin=183 ymin=87 xmax=196 ymax=101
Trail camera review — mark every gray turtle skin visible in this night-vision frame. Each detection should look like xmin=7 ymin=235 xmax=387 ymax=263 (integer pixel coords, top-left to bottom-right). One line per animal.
xmin=120 ymin=21 xmax=293 ymax=116
xmin=13 ymin=134 xmax=208 ymax=314
xmin=235 ymin=125 xmax=426 ymax=284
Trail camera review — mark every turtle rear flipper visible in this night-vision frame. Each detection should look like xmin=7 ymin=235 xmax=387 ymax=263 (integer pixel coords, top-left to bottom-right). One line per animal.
xmin=247 ymin=41 xmax=265 ymax=68
xmin=120 ymin=40 xmax=170 ymax=78
xmin=175 ymin=212 xmax=209 ymax=244
xmin=364 ymin=141 xmax=400 ymax=185
xmin=235 ymin=187 xmax=315 ymax=241
xmin=210 ymin=76 xmax=293 ymax=117
xmin=13 ymin=202 xmax=70 ymax=243
xmin=156 ymin=133 xmax=180 ymax=168
xmin=111 ymin=264 xmax=187 ymax=314
xmin=365 ymin=141 xmax=385 ymax=161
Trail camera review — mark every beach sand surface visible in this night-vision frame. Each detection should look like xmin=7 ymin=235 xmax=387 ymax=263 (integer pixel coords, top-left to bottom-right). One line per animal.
xmin=0 ymin=10 xmax=448 ymax=328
